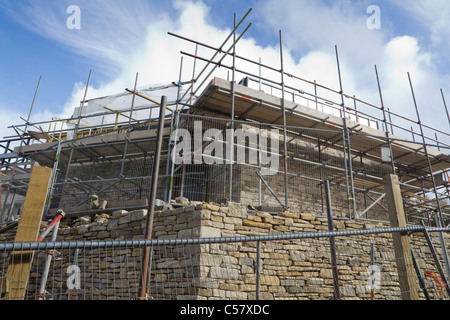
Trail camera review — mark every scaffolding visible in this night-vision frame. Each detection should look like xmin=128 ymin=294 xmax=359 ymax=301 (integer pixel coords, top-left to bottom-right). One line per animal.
xmin=0 ymin=8 xmax=449 ymax=231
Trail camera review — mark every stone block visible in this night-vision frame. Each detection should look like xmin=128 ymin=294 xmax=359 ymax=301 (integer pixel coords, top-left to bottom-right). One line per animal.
xmin=244 ymin=275 xmax=280 ymax=285
xmin=300 ymin=213 xmax=316 ymax=221
xmin=210 ymin=214 xmax=223 ymax=223
xmin=118 ymin=215 xmax=131 ymax=225
xmin=200 ymin=226 xmax=221 ymax=238
xmin=153 ymin=274 xmax=167 ymax=283
xmin=246 ymin=215 xmax=262 ymax=222
xmin=319 ymin=268 xmax=334 ymax=279
xmin=278 ymin=212 xmax=300 ymax=219
xmin=210 ymin=267 xmax=239 ymax=280
xmin=196 ymin=203 xmax=220 ymax=211
xmin=90 ymin=225 xmax=106 ymax=232
xmin=157 ymin=260 xmax=180 ymax=269
xmin=239 ymin=257 xmax=254 ymax=266
xmin=262 ymin=216 xmax=284 ymax=225
xmin=256 ymin=212 xmax=273 ymax=218
xmin=345 ymin=222 xmax=364 ymax=229
xmin=178 ymin=229 xmax=192 ymax=238
xmin=77 ymin=225 xmax=89 ymax=234
xmin=192 ymin=277 xmax=220 ymax=289
xmin=172 ymin=206 xmax=185 ymax=215
xmin=241 ymin=265 xmax=254 ymax=274
xmin=334 ymin=220 xmax=345 ymax=230
xmin=200 ymin=254 xmax=223 ymax=266
xmin=292 ymin=222 xmax=314 ymax=229
xmin=290 ymin=251 xmax=306 ymax=261
xmin=97 ymin=231 xmax=110 ymax=239
xmin=184 ymin=205 xmax=196 ymax=212
xmin=130 ymin=209 xmax=147 ymax=221
xmin=223 ymin=216 xmax=242 ymax=226
xmin=112 ymin=210 xmax=127 ymax=219
xmin=175 ymin=196 xmax=189 ymax=204
xmin=242 ymin=220 xmax=272 ymax=230
xmin=94 ymin=213 xmax=110 ymax=223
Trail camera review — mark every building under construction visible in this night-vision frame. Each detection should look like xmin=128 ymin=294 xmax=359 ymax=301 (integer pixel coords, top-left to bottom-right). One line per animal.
xmin=1 ymin=9 xmax=450 ymax=300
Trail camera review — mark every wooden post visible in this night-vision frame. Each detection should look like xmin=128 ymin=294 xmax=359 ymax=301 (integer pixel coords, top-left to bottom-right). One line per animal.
xmin=383 ymin=174 xmax=419 ymax=300
xmin=2 ymin=166 xmax=52 ymax=300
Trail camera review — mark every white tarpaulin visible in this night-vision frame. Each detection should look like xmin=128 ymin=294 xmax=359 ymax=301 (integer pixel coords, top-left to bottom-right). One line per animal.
xmin=66 ymin=83 xmax=190 ymax=139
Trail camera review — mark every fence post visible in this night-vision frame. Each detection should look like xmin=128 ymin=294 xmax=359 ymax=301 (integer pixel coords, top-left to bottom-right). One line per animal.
xmin=256 ymin=240 xmax=261 ymax=300
xmin=324 ymin=180 xmax=340 ymax=299
xmin=383 ymin=174 xmax=419 ymax=300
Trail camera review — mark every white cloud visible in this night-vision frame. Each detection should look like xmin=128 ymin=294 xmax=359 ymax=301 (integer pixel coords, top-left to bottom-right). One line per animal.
xmin=256 ymin=0 xmax=450 ymax=145
xmin=1 ymin=0 xmax=449 ymax=147
xmin=388 ymin=0 xmax=450 ymax=49
xmin=0 ymin=108 xmax=25 ymax=141
xmin=0 ymin=103 xmax=56 ymax=149
xmin=1 ymin=0 xmax=160 ymax=75
xmin=46 ymin=0 xmax=290 ymax=118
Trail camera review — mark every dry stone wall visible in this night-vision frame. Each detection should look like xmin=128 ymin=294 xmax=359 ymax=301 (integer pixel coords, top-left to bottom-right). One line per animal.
xmin=0 ymin=201 xmax=448 ymax=300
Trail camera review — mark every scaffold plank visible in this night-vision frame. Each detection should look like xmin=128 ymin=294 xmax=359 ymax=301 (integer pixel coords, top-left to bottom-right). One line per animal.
xmin=2 ymin=165 xmax=52 ymax=300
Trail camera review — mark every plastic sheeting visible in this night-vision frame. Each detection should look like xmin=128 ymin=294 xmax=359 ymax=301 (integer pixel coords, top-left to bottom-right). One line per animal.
xmin=66 ymin=83 xmax=189 ymax=139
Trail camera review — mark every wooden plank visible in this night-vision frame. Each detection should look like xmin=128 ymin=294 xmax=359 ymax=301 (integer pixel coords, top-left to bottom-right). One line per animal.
xmin=2 ymin=166 xmax=52 ymax=300
xmin=383 ymin=174 xmax=420 ymax=300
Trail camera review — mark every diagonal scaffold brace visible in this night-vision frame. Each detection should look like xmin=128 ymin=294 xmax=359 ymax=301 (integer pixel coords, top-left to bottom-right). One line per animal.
xmin=36 ymin=209 xmax=66 ymax=300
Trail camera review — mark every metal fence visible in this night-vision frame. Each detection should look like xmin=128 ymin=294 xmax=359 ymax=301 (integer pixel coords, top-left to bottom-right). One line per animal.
xmin=169 ymin=113 xmax=398 ymax=220
xmin=1 ymin=225 xmax=449 ymax=300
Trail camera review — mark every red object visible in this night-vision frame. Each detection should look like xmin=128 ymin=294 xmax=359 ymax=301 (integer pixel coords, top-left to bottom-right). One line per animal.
xmin=37 ymin=210 xmax=66 ymax=242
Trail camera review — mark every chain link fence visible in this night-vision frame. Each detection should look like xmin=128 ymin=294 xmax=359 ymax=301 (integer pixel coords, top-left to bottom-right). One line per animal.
xmin=1 ymin=225 xmax=449 ymax=300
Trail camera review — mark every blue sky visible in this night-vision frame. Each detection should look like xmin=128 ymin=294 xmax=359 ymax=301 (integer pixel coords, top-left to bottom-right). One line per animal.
xmin=0 ymin=0 xmax=449 ymax=145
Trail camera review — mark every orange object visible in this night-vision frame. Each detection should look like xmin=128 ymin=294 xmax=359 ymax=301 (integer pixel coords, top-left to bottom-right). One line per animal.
xmin=425 ymin=270 xmax=446 ymax=300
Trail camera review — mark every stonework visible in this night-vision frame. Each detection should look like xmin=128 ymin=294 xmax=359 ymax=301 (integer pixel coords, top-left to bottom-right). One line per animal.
xmin=1 ymin=201 xmax=447 ymax=300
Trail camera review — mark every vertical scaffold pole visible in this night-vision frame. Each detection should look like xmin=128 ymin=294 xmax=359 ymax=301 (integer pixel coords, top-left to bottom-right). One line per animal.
xmin=228 ymin=13 xmax=237 ymax=202
xmin=258 ymin=124 xmax=262 ymax=208
xmin=139 ymin=95 xmax=167 ymax=300
xmin=407 ymin=73 xmax=444 ymax=223
xmin=279 ymin=30 xmax=289 ymax=209
xmin=117 ymin=72 xmax=139 ymax=202
xmin=168 ymin=56 xmax=184 ymax=202
xmin=374 ymin=65 xmax=395 ymax=173
xmin=175 ymin=57 xmax=185 ymax=202
xmin=440 ymin=88 xmax=450 ymax=127
xmin=335 ymin=45 xmax=355 ymax=219
xmin=370 ymin=243 xmax=375 ymax=300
